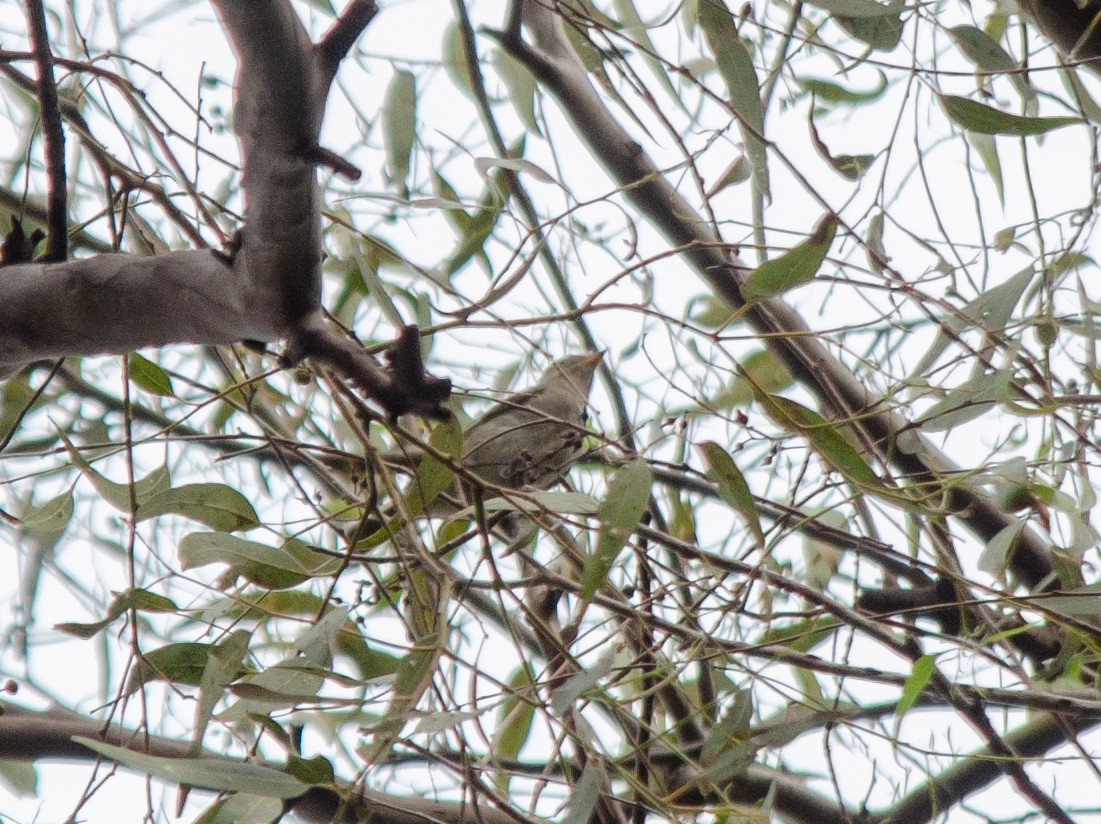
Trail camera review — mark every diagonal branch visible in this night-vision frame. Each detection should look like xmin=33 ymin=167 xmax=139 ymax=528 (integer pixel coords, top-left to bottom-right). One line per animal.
xmin=491 ymin=0 xmax=1055 ymax=592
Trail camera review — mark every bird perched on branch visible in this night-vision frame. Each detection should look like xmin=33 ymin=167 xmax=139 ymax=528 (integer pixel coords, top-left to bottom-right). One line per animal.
xmin=460 ymin=352 xmax=602 ymax=493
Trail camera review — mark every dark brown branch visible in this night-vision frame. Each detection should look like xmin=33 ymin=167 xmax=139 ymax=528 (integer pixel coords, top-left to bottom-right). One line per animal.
xmin=869 ymin=711 xmax=1100 ymax=824
xmin=24 ymin=0 xmax=67 ymax=261
xmin=316 ymin=0 xmax=379 ymax=81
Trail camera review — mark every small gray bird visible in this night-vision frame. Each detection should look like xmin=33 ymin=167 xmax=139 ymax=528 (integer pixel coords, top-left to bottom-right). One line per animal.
xmin=460 ymin=352 xmax=602 ymax=492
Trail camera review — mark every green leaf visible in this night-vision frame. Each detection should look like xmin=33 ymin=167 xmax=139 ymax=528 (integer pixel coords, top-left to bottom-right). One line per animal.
xmin=948 ymin=25 xmax=1035 ymax=104
xmin=21 ymin=491 xmax=73 ymax=536
xmin=742 ymin=213 xmax=838 ymax=303
xmin=834 ymin=11 xmax=903 ymax=51
xmin=940 ymin=95 xmax=1080 ymax=136
xmin=55 ymin=587 xmax=178 ymax=639
xmin=809 ymin=112 xmax=875 ymax=180
xmin=897 ymin=655 xmax=935 ymax=717
xmin=799 ymin=71 xmax=888 ymax=106
xmin=491 ymin=49 xmax=541 ymax=135
xmin=755 ymin=392 xmax=881 ymax=489
xmin=180 ymin=533 xmax=340 ymax=590
xmin=916 ymin=369 xmax=1011 ymax=433
xmin=454 ymin=490 xmax=601 ymax=519
xmin=202 ymin=793 xmax=282 ymax=824
xmin=948 ymin=25 xmax=1016 ymax=73
xmin=62 ymin=433 xmax=171 ymax=512
xmin=550 ymin=644 xmax=618 ymax=714
xmin=699 ymin=0 xmax=769 ymax=200
xmin=866 ymin=211 xmax=888 ymax=273
xmin=1036 ymin=583 xmax=1101 ymax=618
xmin=0 ymin=761 xmax=37 ymax=797
xmin=805 ymin=0 xmax=901 ymax=18
xmin=580 ymin=459 xmax=653 ymax=600
xmin=128 ymin=353 xmax=174 ymax=396
xmin=977 ymin=519 xmax=1025 ymax=576
xmin=194 ymin=630 xmax=252 ymax=751
xmin=287 ymin=755 xmax=335 ymax=786
xmin=700 ymin=688 xmax=753 ymax=766
xmin=137 ymin=483 xmax=260 ymax=532
xmin=699 ymin=441 xmax=763 ymax=545
xmin=757 ymin=617 xmax=839 ymax=652
xmin=224 ymin=658 xmax=327 ymax=718
xmin=612 ymin=0 xmax=684 ymax=111
xmin=126 ymin=642 xmax=250 ymax=694
xmin=382 ymin=69 xmax=417 ymax=192
xmin=968 ymin=131 xmax=1003 ymax=205
xmin=562 ymin=763 xmax=604 ymax=824
xmin=493 ymin=668 xmax=535 ymax=787
xmin=72 ymin=738 xmax=308 ymax=798
xmin=909 ymin=267 xmax=1034 ymax=379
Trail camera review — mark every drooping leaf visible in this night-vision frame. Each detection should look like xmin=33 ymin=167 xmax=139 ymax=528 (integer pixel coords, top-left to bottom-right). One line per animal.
xmin=550 ymin=643 xmax=619 ymax=714
xmin=580 ymin=459 xmax=652 ymax=600
xmin=700 ymin=688 xmax=753 ymax=766
xmin=941 ymin=95 xmax=1080 ymax=136
xmin=1035 ymin=583 xmax=1101 ymax=618
xmin=799 ymin=71 xmax=888 ymax=106
xmin=493 ymin=668 xmax=536 ymax=787
xmin=915 ymin=368 xmax=1012 ymax=433
xmin=561 ymin=763 xmax=604 ymax=824
xmin=491 ymin=49 xmax=540 ymax=134
xmin=948 ymin=25 xmax=1035 ymax=104
xmin=55 ymin=587 xmax=178 ymax=639
xmin=0 ymin=761 xmax=37 ymax=797
xmin=865 ymin=211 xmax=888 ymax=273
xmin=699 ymin=0 xmax=769 ymax=200
xmin=808 ymin=111 xmax=875 ymax=180
xmin=834 ymin=9 xmax=903 ymax=51
xmin=193 ymin=630 xmax=252 ymax=752
xmin=382 ymin=69 xmax=417 ymax=192
xmin=910 ymin=267 xmax=1034 ymax=379
xmin=977 ymin=518 xmax=1025 ymax=575
xmin=968 ymin=131 xmax=1004 ymax=205
xmin=741 ymin=212 xmax=838 ymax=303
xmin=755 ymin=392 xmax=882 ymax=489
xmin=73 ymin=739 xmax=308 ymax=798
xmin=896 ymin=655 xmax=936 ymax=717
xmin=62 ymin=433 xmax=170 ymax=512
xmin=699 ymin=441 xmax=763 ymax=545
xmin=21 ymin=491 xmax=73 ymax=536
xmin=180 ymin=533 xmax=340 ymax=590
xmin=201 ymin=793 xmax=282 ymax=824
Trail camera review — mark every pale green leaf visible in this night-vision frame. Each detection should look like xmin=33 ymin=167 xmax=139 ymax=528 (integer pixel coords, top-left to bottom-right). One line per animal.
xmin=742 ymin=213 xmax=838 ymax=303
xmin=897 ymin=655 xmax=935 ymax=717
xmin=137 ymin=483 xmax=260 ymax=532
xmin=72 ymin=738 xmax=308 ymax=798
xmin=382 ymin=69 xmax=417 ymax=190
xmin=699 ymin=441 xmax=763 ymax=545
xmin=699 ymin=0 xmax=769 ymax=200
xmin=941 ymin=95 xmax=1080 ymax=136
xmin=580 ymin=459 xmax=652 ymax=600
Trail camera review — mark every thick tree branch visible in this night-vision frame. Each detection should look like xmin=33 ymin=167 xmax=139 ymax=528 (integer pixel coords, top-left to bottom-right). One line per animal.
xmin=0 ymin=0 xmax=448 ymax=420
